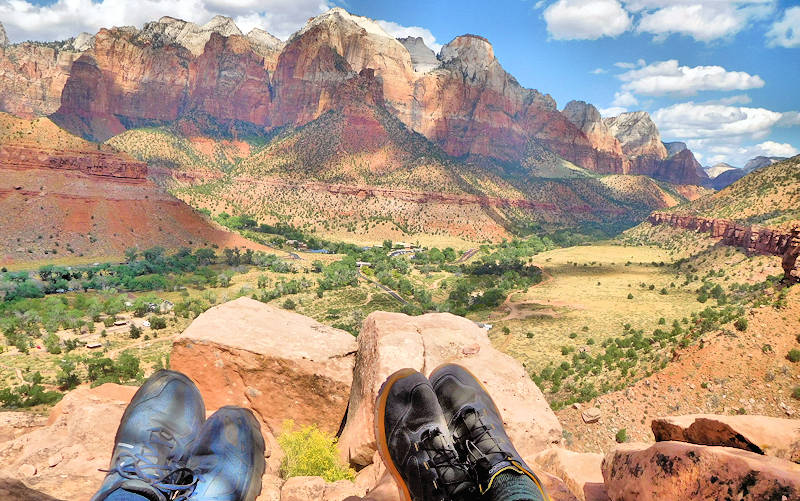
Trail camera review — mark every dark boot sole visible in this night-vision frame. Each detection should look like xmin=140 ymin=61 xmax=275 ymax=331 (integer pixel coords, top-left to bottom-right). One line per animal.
xmin=374 ymin=368 xmax=417 ymax=501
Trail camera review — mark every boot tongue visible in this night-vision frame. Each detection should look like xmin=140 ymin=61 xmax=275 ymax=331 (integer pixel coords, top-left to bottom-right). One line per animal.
xmin=118 ymin=479 xmax=167 ymax=501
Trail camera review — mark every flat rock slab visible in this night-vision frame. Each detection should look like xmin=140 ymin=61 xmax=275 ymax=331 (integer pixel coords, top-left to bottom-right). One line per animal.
xmin=0 ymin=383 xmax=138 ymax=501
xmin=534 ymin=448 xmax=609 ymax=501
xmin=338 ymin=311 xmax=562 ymax=467
xmin=602 ymin=441 xmax=800 ymax=501
xmin=171 ymin=297 xmax=357 ymax=434
xmin=651 ymin=414 xmax=800 ymax=462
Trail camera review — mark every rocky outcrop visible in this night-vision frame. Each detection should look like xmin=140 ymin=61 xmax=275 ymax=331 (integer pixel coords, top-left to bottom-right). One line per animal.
xmin=663 ymin=141 xmax=686 ymax=157
xmin=604 ymin=112 xmax=667 ymax=160
xmin=534 ymin=448 xmax=609 ymax=501
xmin=411 ymin=35 xmax=626 ymax=173
xmin=0 ymin=41 xmax=84 ymax=117
xmin=0 ymin=22 xmax=8 ymax=46
xmin=54 ymin=24 xmax=277 ymax=141
xmin=141 ymin=15 xmax=244 ymax=56
xmin=0 ymin=384 xmax=138 ymax=500
xmin=337 ymin=310 xmax=562 ymax=468
xmin=397 ymin=36 xmax=438 ymax=73
xmin=562 ymin=101 xmax=623 ymax=157
xmin=275 ymin=7 xmax=416 ymax=127
xmin=171 ymin=297 xmax=357 ymax=435
xmin=648 ymin=212 xmax=800 ymax=280
xmin=0 ymin=144 xmax=147 ymax=179
xmin=188 ymin=33 xmax=273 ymax=126
xmin=655 ymin=148 xmax=705 ymax=185
xmin=602 ymin=441 xmax=800 ymax=500
xmin=651 ymin=414 xmax=800 ymax=463
xmin=246 ymin=28 xmax=283 ymax=72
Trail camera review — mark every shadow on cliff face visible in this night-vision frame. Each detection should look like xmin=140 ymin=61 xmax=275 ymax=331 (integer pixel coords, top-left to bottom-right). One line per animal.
xmin=0 ymin=478 xmax=62 ymax=501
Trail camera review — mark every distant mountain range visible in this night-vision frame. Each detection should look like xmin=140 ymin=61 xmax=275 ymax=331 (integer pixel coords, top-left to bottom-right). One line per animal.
xmin=0 ymin=9 xmax=707 ymax=186
xmin=703 ymin=156 xmax=787 ymax=190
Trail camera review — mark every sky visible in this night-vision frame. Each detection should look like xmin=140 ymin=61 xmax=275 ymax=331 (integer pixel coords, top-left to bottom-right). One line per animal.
xmin=1 ymin=0 xmax=799 ymax=167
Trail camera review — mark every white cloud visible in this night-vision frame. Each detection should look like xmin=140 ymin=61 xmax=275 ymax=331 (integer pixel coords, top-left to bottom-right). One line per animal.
xmin=652 ymin=102 xmax=789 ymax=140
xmin=376 ymin=20 xmax=442 ymax=52
xmin=0 ymin=0 xmax=333 ymax=42
xmin=766 ymin=6 xmax=800 ymax=48
xmin=543 ymin=0 xmax=631 ymax=40
xmin=652 ymin=101 xmax=799 ymax=165
xmin=590 ymin=68 xmax=607 ymax=74
xmin=630 ymin=0 xmax=775 ymax=42
xmin=599 ymin=106 xmax=629 ymax=117
xmin=612 ymin=91 xmax=639 ymax=107
xmin=688 ymin=140 xmax=798 ymax=166
xmin=617 ymin=60 xmax=765 ymax=96
xmin=711 ymin=94 xmax=753 ymax=106
xmin=614 ymin=59 xmax=645 ymax=69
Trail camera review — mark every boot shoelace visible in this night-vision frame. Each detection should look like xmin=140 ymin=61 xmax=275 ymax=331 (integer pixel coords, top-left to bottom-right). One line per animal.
xmin=453 ymin=407 xmax=513 ymax=480
xmin=101 ymin=426 xmax=198 ymax=499
xmin=416 ymin=427 xmax=472 ymax=498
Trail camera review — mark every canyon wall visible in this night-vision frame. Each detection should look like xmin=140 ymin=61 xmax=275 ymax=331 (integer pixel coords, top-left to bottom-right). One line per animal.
xmin=0 ymin=144 xmax=146 ymax=179
xmin=648 ymin=212 xmax=800 ymax=280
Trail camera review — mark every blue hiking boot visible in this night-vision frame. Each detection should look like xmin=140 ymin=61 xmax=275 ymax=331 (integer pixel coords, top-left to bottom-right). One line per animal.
xmin=91 ymin=370 xmax=206 ymax=501
xmin=429 ymin=364 xmax=548 ymax=498
xmin=181 ymin=406 xmax=266 ymax=501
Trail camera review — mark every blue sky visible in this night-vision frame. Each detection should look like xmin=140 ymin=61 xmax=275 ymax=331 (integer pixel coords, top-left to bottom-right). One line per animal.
xmin=2 ymin=0 xmax=799 ymax=167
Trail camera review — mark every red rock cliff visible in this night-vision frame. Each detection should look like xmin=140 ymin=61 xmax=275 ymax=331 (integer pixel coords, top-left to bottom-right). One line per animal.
xmin=648 ymin=212 xmax=800 ymax=280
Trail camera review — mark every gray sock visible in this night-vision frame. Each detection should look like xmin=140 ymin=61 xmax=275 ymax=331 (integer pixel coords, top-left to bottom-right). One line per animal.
xmin=486 ymin=470 xmax=546 ymax=501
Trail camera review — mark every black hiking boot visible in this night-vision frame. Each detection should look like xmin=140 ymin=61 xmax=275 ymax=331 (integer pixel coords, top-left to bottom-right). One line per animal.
xmin=429 ymin=364 xmax=548 ymax=497
xmin=182 ymin=406 xmax=266 ymax=501
xmin=375 ymin=368 xmax=476 ymax=501
xmin=91 ymin=370 xmax=206 ymax=501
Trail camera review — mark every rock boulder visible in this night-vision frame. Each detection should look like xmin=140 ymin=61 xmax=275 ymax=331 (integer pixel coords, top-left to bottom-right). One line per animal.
xmin=338 ymin=311 xmax=561 ymax=467
xmin=602 ymin=441 xmax=800 ymax=501
xmin=534 ymin=448 xmax=609 ymax=501
xmin=171 ymin=297 xmax=357 ymax=435
xmin=651 ymin=414 xmax=800 ymax=463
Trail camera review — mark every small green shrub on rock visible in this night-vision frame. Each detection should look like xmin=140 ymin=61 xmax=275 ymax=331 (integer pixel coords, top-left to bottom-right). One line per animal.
xmin=277 ymin=420 xmax=355 ymax=482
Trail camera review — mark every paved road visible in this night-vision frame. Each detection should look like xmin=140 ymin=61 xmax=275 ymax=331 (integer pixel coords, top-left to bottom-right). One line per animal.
xmin=358 ymin=271 xmax=409 ymax=305
xmin=456 ymin=248 xmax=478 ymax=264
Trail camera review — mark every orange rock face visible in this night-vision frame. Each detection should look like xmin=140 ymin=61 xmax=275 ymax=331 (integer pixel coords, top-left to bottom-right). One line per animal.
xmin=0 ymin=43 xmax=83 ymax=118
xmin=602 ymin=441 xmax=800 ymax=501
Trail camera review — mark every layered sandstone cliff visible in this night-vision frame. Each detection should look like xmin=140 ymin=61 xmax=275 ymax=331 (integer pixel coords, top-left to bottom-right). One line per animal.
xmin=648 ymin=212 xmax=800 ymax=280
xmin=0 ymin=41 xmax=85 ymax=118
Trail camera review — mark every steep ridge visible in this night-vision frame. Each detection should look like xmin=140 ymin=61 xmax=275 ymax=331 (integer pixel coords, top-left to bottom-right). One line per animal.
xmin=0 ymin=10 xmax=704 ymax=185
xmin=0 ymin=112 xmax=267 ymax=263
xmin=647 ymin=212 xmax=800 ymax=280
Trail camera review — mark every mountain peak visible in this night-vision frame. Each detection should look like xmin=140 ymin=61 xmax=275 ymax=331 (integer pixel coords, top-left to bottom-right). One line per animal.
xmin=143 ymin=15 xmax=242 ymax=56
xmin=201 ymin=15 xmax=242 ymax=37
xmin=296 ymin=7 xmax=393 ymax=41
xmin=440 ymin=34 xmax=495 ymax=66
xmin=604 ymin=111 xmax=667 ymax=158
xmin=0 ymin=22 xmax=8 ymax=46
